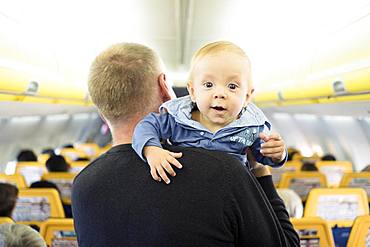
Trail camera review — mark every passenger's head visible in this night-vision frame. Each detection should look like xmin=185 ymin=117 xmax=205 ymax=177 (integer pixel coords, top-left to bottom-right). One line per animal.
xmin=88 ymin=42 xmax=175 ymax=126
xmin=16 ymin=149 xmax=37 ymax=162
xmin=301 ymin=160 xmax=318 ymax=171
xmin=321 ymin=153 xmax=336 ymax=161
xmin=287 ymin=147 xmax=302 ymax=161
xmin=62 ymin=143 xmax=74 ymax=149
xmin=277 ymin=189 xmax=303 ymax=218
xmin=0 ymin=223 xmax=47 ymax=247
xmin=287 ymin=151 xmax=298 ymax=161
xmin=41 ymin=148 xmax=55 ymax=156
xmin=45 ymin=155 xmax=70 ymax=172
xmin=187 ymin=41 xmax=254 ymax=130
xmin=0 ymin=183 xmax=18 ymax=217
xmin=30 ymin=181 xmax=61 ymax=194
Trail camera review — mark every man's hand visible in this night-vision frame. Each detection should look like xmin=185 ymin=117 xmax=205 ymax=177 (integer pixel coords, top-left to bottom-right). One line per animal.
xmin=143 ymin=146 xmax=183 ymax=184
xmin=259 ymin=132 xmax=286 ymax=163
xmin=246 ymin=148 xmax=271 ymax=177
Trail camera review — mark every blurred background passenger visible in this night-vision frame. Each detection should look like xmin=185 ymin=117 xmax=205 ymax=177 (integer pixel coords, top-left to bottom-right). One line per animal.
xmin=277 ymin=188 xmax=303 ymax=218
xmin=0 ymin=183 xmax=18 ymax=219
xmin=75 ymin=157 xmax=90 ymax=161
xmin=321 ymin=153 xmax=337 ymax=161
xmin=62 ymin=143 xmax=74 ymax=149
xmin=30 ymin=180 xmax=60 ymax=191
xmin=16 ymin=149 xmax=37 ymax=162
xmin=45 ymin=155 xmax=70 ymax=172
xmin=30 ymin=179 xmax=72 ymax=218
xmin=41 ymin=148 xmax=56 ymax=156
xmin=301 ymin=160 xmax=319 ymax=171
xmin=0 ymin=223 xmax=47 ymax=247
xmin=287 ymin=147 xmax=302 ymax=161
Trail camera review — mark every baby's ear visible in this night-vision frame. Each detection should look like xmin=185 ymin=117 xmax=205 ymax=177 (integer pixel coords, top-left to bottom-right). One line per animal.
xmin=244 ymin=88 xmax=255 ymax=106
xmin=187 ymin=82 xmax=196 ymax=102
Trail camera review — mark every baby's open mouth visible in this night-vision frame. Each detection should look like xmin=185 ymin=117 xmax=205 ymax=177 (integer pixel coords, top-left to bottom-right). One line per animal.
xmin=211 ymin=106 xmax=226 ymax=111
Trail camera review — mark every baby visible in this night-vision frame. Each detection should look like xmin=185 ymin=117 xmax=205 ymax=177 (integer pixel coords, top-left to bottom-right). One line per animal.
xmin=132 ymin=41 xmax=287 ymax=184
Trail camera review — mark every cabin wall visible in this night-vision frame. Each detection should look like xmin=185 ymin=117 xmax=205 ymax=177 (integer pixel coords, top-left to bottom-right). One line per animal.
xmin=1 ymin=107 xmax=369 ymax=173
xmin=266 ymin=112 xmax=370 ymax=171
xmin=0 ymin=112 xmax=104 ymax=171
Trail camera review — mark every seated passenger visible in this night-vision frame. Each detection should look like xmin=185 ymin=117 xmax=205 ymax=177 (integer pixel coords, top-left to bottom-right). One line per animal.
xmin=41 ymin=148 xmax=56 ymax=156
xmin=287 ymin=147 xmax=301 ymax=161
xmin=321 ymin=153 xmax=337 ymax=161
xmin=30 ymin=180 xmax=72 ymax=219
xmin=45 ymin=155 xmax=70 ymax=172
xmin=16 ymin=149 xmax=37 ymax=162
xmin=277 ymin=188 xmax=304 ymax=218
xmin=0 ymin=183 xmax=18 ymax=218
xmin=72 ymin=42 xmax=299 ymax=246
xmin=301 ymin=160 xmax=319 ymax=171
xmin=0 ymin=223 xmax=46 ymax=247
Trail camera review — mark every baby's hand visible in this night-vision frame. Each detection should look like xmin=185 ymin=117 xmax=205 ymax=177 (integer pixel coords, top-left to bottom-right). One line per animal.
xmin=143 ymin=146 xmax=183 ymax=184
xmin=259 ymin=132 xmax=286 ymax=163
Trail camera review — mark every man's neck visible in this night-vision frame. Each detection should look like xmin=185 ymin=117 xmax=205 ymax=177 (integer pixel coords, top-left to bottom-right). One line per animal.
xmin=109 ymin=120 xmax=138 ymax=146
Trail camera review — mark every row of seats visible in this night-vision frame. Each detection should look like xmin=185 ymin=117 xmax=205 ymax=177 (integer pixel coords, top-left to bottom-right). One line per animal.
xmin=4 ymin=182 xmax=368 ymax=228
xmin=7 ymin=161 xmax=88 ymax=186
xmin=270 ymin=160 xmax=354 ymax=187
xmin=292 ymin=215 xmax=370 ymax=247
xmin=278 ymin=171 xmax=370 ymax=202
xmin=0 ymin=170 xmax=83 ymax=204
xmin=2 ymin=214 xmax=370 ymax=247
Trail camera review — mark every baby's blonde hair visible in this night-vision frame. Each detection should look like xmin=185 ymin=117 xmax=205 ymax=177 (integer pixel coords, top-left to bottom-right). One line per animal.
xmin=188 ymin=41 xmax=252 ymax=86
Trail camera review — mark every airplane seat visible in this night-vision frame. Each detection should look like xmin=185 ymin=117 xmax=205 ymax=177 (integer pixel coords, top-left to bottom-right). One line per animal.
xmin=304 ymin=187 xmax=369 ymax=247
xmin=0 ymin=217 xmax=14 ymax=224
xmin=0 ymin=173 xmax=27 ymax=188
xmin=346 ymin=215 xmax=370 ymax=247
xmin=14 ymin=162 xmax=47 ymax=186
xmin=41 ymin=172 xmax=76 ymax=205
xmin=340 ymin=172 xmax=370 ymax=203
xmin=279 ymin=171 xmax=328 ymax=202
xmin=316 ymin=161 xmax=353 ymax=188
xmin=291 ymin=217 xmax=335 ymax=247
xmin=269 ymin=161 xmax=302 ymax=187
xmin=74 ymin=142 xmax=101 ymax=157
xmin=39 ymin=218 xmax=77 ymax=246
xmin=58 ymin=148 xmax=89 ymax=162
xmin=11 ymin=188 xmax=65 ymax=228
xmin=70 ymin=161 xmax=90 ymax=174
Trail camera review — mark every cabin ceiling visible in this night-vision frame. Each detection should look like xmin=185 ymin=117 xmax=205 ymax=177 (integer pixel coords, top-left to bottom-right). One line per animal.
xmin=0 ymin=0 xmax=370 ymax=116
xmin=2 ymin=0 xmax=370 ymax=85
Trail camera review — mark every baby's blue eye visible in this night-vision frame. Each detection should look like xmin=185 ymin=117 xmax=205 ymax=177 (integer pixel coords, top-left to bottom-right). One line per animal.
xmin=228 ymin=83 xmax=238 ymax=90
xmin=204 ymin=81 xmax=213 ymax=88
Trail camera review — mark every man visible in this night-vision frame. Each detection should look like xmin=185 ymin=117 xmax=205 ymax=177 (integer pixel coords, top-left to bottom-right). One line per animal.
xmin=72 ymin=43 xmax=299 ymax=246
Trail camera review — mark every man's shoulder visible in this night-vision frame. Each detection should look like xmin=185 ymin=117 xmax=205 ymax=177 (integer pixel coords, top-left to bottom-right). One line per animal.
xmin=73 ymin=145 xmax=138 ymax=182
xmin=166 ymin=145 xmax=248 ymax=173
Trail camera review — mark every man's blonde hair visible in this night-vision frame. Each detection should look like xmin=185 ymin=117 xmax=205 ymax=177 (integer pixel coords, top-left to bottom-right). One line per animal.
xmin=188 ymin=41 xmax=252 ymax=86
xmin=88 ymin=43 xmax=162 ymax=122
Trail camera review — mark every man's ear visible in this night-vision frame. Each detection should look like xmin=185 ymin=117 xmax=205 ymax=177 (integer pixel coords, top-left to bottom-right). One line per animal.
xmin=187 ymin=82 xmax=196 ymax=102
xmin=98 ymin=112 xmax=113 ymax=132
xmin=158 ymin=73 xmax=176 ymax=102
xmin=98 ymin=112 xmax=107 ymax=123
